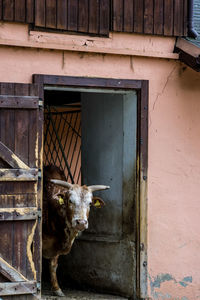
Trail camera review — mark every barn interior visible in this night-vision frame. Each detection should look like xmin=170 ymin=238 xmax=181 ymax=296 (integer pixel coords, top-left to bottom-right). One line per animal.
xmin=42 ymin=87 xmax=137 ymax=299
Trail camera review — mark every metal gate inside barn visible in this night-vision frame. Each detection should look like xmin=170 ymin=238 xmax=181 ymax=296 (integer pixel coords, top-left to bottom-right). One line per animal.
xmin=43 ymin=92 xmax=81 ymax=185
xmin=43 ymin=88 xmax=138 ymax=299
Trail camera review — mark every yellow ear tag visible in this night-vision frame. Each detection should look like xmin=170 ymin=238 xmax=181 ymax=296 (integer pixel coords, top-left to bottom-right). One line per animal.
xmin=58 ymin=197 xmax=64 ymax=205
xmin=94 ymin=199 xmax=101 ymax=208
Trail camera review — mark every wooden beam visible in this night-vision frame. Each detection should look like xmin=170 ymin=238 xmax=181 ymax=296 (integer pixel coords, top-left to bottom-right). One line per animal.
xmin=0 ymin=142 xmax=30 ymax=169
xmin=0 ymin=168 xmax=38 ymax=181
xmin=0 ymin=96 xmax=38 ymax=109
xmin=0 ymin=281 xmax=37 ymax=296
xmin=0 ymin=257 xmax=28 ymax=282
xmin=0 ymin=207 xmax=40 ymax=221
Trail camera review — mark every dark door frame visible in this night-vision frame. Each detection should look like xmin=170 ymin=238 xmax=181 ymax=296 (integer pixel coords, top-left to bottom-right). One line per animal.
xmin=33 ymin=74 xmax=148 ymax=299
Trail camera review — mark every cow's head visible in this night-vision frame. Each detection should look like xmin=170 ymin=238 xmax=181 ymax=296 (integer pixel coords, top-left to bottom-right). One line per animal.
xmin=50 ymin=179 xmax=110 ymax=231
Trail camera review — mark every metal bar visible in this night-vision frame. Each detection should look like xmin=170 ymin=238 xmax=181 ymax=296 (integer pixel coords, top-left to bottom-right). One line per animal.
xmin=47 ymin=106 xmax=75 ymax=183
xmin=44 ymin=125 xmax=57 ymax=166
xmin=60 ymin=113 xmax=81 ymax=137
xmin=73 ymin=138 xmax=81 ymax=183
xmin=51 ymin=108 xmax=64 ymax=167
xmin=44 ymin=109 xmax=81 ymax=115
xmin=66 ymin=113 xmax=79 ymax=182
xmin=69 ymin=113 xmax=81 ymax=177
xmin=44 ymin=107 xmax=63 ymax=168
xmin=52 ymin=107 xmax=81 ymax=137
xmin=77 ymin=165 xmax=81 ymax=184
xmin=61 ymin=112 xmax=73 ymax=172
xmin=43 ymin=115 xmax=51 ymax=147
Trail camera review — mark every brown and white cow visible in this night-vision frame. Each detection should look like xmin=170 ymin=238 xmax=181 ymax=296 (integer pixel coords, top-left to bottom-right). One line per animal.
xmin=42 ymin=165 xmax=109 ymax=297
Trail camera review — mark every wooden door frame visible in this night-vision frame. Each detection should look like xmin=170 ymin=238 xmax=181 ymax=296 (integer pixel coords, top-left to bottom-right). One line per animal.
xmin=33 ymin=74 xmax=148 ymax=300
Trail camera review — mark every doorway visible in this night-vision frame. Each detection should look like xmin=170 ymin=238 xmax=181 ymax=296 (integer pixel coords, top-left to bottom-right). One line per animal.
xmin=43 ymin=87 xmax=137 ymax=298
xmin=33 ymin=74 xmax=148 ymax=300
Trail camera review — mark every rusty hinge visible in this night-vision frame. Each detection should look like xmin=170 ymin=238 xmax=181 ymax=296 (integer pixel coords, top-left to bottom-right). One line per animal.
xmin=38 ymin=100 xmax=43 ymax=109
xmin=38 ymin=169 xmax=42 ymax=180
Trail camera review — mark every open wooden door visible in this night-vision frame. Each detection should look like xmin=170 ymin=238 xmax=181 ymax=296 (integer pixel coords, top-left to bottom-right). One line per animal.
xmin=0 ymin=83 xmax=43 ymax=299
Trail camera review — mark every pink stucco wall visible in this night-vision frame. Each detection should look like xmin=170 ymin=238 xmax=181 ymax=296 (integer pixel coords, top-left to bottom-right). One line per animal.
xmin=0 ymin=23 xmax=200 ymax=299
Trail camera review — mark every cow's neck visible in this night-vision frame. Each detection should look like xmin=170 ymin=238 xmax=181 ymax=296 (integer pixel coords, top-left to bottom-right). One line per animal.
xmin=60 ymin=226 xmax=78 ymax=254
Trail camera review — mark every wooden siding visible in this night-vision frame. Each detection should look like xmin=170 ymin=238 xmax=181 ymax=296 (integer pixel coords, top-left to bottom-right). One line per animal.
xmin=111 ymin=0 xmax=188 ymax=36
xmin=0 ymin=0 xmax=188 ymax=37
xmin=0 ymin=0 xmax=110 ymax=36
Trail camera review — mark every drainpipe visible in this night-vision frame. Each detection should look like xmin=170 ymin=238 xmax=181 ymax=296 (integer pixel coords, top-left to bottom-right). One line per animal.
xmin=188 ymin=0 xmax=198 ymax=38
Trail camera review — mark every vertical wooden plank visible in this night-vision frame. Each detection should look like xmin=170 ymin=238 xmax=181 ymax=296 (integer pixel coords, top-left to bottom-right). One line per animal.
xmin=29 ymin=83 xmax=39 ymax=96
xmin=5 ymin=109 xmax=15 ymax=153
xmin=68 ymin=0 xmax=78 ymax=31
xmin=154 ymin=0 xmax=164 ymax=35
xmin=46 ymin=0 xmax=57 ymax=29
xmin=14 ymin=83 xmax=29 ymax=96
xmin=0 ymin=85 xmax=14 ymax=269
xmin=35 ymin=0 xmax=45 ymax=27
xmin=0 ymin=82 xmax=14 ymax=95
xmin=0 ymin=111 xmax=6 ymax=148
xmin=164 ymin=0 xmax=173 ymax=36
xmin=183 ymin=0 xmax=188 ymax=36
xmin=14 ymin=104 xmax=29 ymax=163
xmin=12 ymin=221 xmax=28 ymax=278
xmin=134 ymin=0 xmax=144 ymax=33
xmin=99 ymin=0 xmax=110 ymax=35
xmin=26 ymin=220 xmax=36 ymax=281
xmin=123 ymin=0 xmax=134 ymax=32
xmin=112 ymin=0 xmax=123 ymax=31
xmin=29 ymin=86 xmax=38 ymax=168
xmin=3 ymin=0 xmax=14 ymax=21
xmin=15 ymin=0 xmax=26 ymax=22
xmin=88 ymin=0 xmax=99 ymax=34
xmin=174 ymin=0 xmax=183 ymax=36
xmin=32 ymin=78 xmax=44 ymax=285
xmin=0 ymin=0 xmax=2 ymax=20
xmin=0 ymin=223 xmax=13 ymax=266
xmin=0 ymin=83 xmax=15 ymax=153
xmin=57 ymin=0 xmax=67 ymax=30
xmin=26 ymin=0 xmax=34 ymax=23
xmin=144 ymin=0 xmax=153 ymax=34
xmin=13 ymin=84 xmax=29 ymax=280
xmin=78 ymin=0 xmax=88 ymax=33
xmin=0 ymin=84 xmax=14 ymax=152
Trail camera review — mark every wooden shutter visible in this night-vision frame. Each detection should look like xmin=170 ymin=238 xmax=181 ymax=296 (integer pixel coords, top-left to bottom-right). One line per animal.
xmin=0 ymin=83 xmax=42 ymax=299
xmin=34 ymin=0 xmax=110 ymax=36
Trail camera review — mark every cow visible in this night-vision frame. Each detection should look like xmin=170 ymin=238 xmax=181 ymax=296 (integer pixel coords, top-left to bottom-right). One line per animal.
xmin=42 ymin=165 xmax=110 ymax=297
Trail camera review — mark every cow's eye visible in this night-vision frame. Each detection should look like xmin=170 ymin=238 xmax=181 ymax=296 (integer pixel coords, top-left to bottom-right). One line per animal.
xmin=69 ymin=199 xmax=73 ymax=204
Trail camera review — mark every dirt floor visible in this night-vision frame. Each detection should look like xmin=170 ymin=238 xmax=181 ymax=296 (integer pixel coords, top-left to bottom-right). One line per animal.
xmin=42 ymin=288 xmax=128 ymax=300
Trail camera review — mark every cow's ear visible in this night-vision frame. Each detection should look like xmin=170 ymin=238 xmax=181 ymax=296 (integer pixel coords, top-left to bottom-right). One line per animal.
xmin=92 ymin=197 xmax=105 ymax=208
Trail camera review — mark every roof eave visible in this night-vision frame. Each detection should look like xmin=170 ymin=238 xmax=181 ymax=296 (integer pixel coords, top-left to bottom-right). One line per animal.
xmin=175 ymin=38 xmax=200 ymax=72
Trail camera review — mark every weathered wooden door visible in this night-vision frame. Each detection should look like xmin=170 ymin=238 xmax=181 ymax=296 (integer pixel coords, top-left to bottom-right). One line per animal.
xmin=0 ymin=83 xmax=43 ymax=299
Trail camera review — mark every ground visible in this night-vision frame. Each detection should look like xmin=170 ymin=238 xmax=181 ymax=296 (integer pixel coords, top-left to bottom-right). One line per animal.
xmin=42 ymin=288 xmax=128 ymax=300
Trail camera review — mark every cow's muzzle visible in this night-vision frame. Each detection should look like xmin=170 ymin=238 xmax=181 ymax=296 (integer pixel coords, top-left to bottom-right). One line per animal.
xmin=74 ymin=219 xmax=88 ymax=231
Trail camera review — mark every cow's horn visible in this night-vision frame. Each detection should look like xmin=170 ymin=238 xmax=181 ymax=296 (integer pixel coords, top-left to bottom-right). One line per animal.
xmin=50 ymin=179 xmax=73 ymax=189
xmin=88 ymin=185 xmax=110 ymax=192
